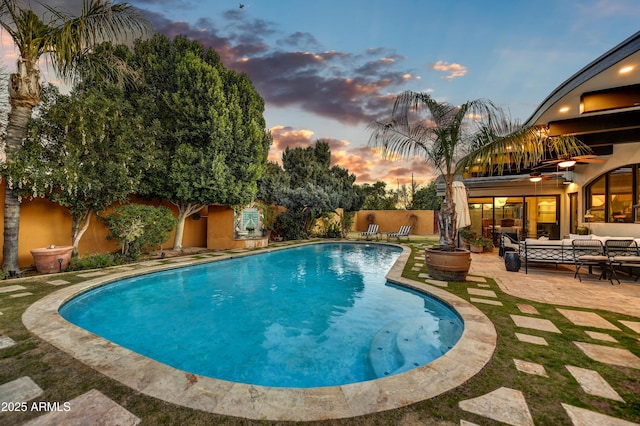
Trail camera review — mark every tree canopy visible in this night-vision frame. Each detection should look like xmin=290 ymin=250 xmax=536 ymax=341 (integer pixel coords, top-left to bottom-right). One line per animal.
xmin=258 ymin=140 xmax=364 ymax=239
xmin=2 ymin=84 xmax=156 ymax=255
xmin=121 ymin=34 xmax=272 ymax=249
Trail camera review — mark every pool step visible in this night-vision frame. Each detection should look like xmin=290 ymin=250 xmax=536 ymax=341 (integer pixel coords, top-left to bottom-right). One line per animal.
xmin=368 ymin=317 xmax=445 ymax=378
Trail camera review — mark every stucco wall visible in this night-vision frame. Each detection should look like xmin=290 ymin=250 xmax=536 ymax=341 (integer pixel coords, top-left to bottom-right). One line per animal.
xmin=0 ymin=181 xmax=208 ymax=268
xmin=354 ymin=210 xmax=436 ymax=235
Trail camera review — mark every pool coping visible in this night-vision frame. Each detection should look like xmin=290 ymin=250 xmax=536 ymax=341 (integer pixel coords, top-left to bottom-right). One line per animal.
xmin=22 ymin=242 xmax=497 ymax=421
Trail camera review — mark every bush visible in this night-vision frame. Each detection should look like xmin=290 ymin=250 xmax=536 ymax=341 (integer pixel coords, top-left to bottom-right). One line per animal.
xmin=275 ymin=210 xmax=306 ymax=240
xmin=101 ymin=204 xmax=177 ymax=260
xmin=67 ymin=252 xmax=124 ymax=271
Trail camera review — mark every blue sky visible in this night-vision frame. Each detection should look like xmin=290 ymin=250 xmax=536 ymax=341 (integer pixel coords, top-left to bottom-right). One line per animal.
xmin=7 ymin=0 xmax=640 ymax=187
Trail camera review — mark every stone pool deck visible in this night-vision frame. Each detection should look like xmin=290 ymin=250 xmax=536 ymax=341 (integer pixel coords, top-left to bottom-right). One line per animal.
xmin=1 ymin=242 xmax=639 ymax=424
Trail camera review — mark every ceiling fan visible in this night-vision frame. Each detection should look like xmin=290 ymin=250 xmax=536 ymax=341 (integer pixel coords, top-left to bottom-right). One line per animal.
xmin=512 ymin=171 xmax=564 ymax=182
xmin=539 ymin=154 xmax=605 ymax=168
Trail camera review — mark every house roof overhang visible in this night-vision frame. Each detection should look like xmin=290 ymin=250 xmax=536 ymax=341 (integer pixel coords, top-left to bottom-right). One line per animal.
xmin=525 ymin=31 xmax=640 ymax=141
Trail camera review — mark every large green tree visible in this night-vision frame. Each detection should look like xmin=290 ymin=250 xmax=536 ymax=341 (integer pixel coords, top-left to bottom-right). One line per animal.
xmin=124 ymin=34 xmax=271 ymax=249
xmin=263 ymin=140 xmax=364 ymax=239
xmin=3 ymin=84 xmax=157 ymax=256
xmin=410 ymin=181 xmax=442 ymax=210
xmin=0 ymin=0 xmax=149 ymax=271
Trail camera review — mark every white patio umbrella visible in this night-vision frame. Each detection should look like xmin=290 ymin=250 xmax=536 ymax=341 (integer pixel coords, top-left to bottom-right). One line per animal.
xmin=453 ymin=181 xmax=471 ymax=229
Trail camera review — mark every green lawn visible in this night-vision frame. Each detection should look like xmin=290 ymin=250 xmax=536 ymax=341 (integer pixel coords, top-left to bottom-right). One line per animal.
xmin=1 ymin=238 xmax=638 ymax=425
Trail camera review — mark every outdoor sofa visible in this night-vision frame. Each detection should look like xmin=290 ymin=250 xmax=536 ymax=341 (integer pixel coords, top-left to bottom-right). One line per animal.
xmin=501 ymin=234 xmax=640 ymax=274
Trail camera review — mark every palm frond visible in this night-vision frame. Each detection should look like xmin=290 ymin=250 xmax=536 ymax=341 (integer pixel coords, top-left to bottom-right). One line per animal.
xmin=44 ymin=0 xmax=151 ymax=81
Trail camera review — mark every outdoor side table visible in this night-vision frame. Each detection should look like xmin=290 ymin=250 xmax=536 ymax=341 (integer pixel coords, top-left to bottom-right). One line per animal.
xmin=504 ymin=251 xmax=521 ymax=272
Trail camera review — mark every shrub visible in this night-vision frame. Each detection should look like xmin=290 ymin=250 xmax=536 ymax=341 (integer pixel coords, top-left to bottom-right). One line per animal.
xmin=101 ymin=204 xmax=177 ymax=260
xmin=67 ymin=252 xmax=123 ymax=271
xmin=275 ymin=210 xmax=306 ymax=240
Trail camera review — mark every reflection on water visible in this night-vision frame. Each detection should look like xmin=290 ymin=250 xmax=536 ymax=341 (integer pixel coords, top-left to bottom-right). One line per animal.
xmin=60 ymin=243 xmax=463 ymax=388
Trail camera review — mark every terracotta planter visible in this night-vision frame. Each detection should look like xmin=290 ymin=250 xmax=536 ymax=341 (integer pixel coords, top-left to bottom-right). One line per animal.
xmin=424 ymin=247 xmax=471 ymax=282
xmin=30 ymin=246 xmax=73 ymax=274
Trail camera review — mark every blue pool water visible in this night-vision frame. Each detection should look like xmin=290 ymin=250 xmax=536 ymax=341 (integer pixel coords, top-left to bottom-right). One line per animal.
xmin=60 ymin=243 xmax=463 ymax=388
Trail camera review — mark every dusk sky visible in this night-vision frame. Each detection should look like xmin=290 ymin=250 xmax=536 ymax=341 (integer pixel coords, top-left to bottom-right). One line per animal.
xmin=3 ymin=1 xmax=640 ymax=188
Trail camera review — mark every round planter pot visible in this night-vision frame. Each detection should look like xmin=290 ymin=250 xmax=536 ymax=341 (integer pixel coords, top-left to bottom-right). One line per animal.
xmin=30 ymin=246 xmax=73 ymax=274
xmin=424 ymin=247 xmax=471 ymax=282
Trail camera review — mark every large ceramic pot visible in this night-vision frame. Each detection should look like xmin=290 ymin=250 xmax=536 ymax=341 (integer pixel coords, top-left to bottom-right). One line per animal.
xmin=424 ymin=247 xmax=471 ymax=282
xmin=30 ymin=246 xmax=73 ymax=274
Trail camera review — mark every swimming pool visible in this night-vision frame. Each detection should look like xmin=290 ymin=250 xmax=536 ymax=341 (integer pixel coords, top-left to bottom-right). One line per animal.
xmin=25 ymin=242 xmax=497 ymax=420
xmin=60 ymin=243 xmax=463 ymax=388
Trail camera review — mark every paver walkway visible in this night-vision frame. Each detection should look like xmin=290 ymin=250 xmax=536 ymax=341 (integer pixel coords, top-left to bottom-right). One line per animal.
xmin=460 ymin=252 xmax=640 ymax=426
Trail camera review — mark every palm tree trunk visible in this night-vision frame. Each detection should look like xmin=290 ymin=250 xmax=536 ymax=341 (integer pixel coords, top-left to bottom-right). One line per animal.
xmin=439 ymin=179 xmax=458 ymax=249
xmin=2 ymin=60 xmax=42 ymax=272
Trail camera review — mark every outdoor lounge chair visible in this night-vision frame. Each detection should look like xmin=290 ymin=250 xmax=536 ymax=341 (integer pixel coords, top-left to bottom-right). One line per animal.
xmin=360 ymin=224 xmax=379 ymax=241
xmin=387 ymin=225 xmax=411 ymax=242
xmin=572 ymin=239 xmax=618 ymax=284
xmin=606 ymin=239 xmax=640 ymax=282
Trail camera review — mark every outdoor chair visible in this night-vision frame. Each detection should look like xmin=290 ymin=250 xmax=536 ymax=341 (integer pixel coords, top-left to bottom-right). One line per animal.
xmin=572 ymin=239 xmax=618 ymax=285
xmin=360 ymin=224 xmax=379 ymax=241
xmin=386 ymin=225 xmax=411 ymax=242
xmin=499 ymin=232 xmax=519 ymax=257
xmin=606 ymin=239 xmax=640 ymax=282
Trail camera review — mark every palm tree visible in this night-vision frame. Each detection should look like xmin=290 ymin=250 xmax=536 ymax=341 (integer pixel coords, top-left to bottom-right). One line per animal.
xmin=0 ymin=0 xmax=149 ymax=272
xmin=368 ymin=90 xmax=587 ymax=249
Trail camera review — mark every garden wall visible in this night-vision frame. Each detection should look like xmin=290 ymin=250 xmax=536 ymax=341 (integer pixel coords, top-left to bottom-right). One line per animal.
xmin=0 ymin=181 xmax=208 ymax=268
xmin=354 ymin=210 xmax=437 ymax=236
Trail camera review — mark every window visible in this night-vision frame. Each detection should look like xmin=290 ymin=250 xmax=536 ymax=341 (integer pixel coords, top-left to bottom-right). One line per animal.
xmin=585 ymin=165 xmax=638 ymax=223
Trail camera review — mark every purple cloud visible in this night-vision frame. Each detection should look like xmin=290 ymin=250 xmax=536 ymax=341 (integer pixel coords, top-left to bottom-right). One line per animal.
xmin=138 ymin=6 xmax=415 ymax=125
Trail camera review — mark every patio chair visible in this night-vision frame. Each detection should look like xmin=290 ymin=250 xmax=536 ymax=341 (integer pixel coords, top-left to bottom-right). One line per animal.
xmin=499 ymin=232 xmax=519 ymax=257
xmin=606 ymin=239 xmax=640 ymax=282
xmin=360 ymin=224 xmax=379 ymax=241
xmin=572 ymin=239 xmax=618 ymax=285
xmin=386 ymin=225 xmax=411 ymax=242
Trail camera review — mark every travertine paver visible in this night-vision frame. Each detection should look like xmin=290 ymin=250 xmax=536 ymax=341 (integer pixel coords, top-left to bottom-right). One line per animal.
xmin=565 ymin=365 xmax=624 ymax=402
xmin=139 ymin=260 xmax=163 ymax=266
xmin=510 ymin=315 xmax=561 ymax=333
xmin=460 ymin=421 xmax=481 ymax=426
xmin=23 ymin=389 xmax=140 ymax=426
xmin=515 ymin=333 xmax=548 ymax=346
xmin=76 ymin=271 xmax=108 ymax=278
xmin=562 ymin=403 xmax=639 ymax=426
xmin=459 ymin=387 xmax=534 ymax=426
xmin=425 ymin=279 xmax=448 ymax=287
xmin=167 ymin=256 xmax=197 ymax=262
xmin=0 ymin=336 xmax=16 ymax=349
xmin=517 ymin=304 xmax=539 ymax=315
xmin=585 ymin=330 xmax=618 ymax=343
xmin=574 ymin=342 xmax=640 ymax=369
xmin=477 ymin=283 xmax=491 ymax=288
xmin=46 ymin=279 xmax=70 ymax=286
xmin=9 ymin=292 xmax=32 ymax=298
xmin=557 ymin=309 xmax=620 ymax=330
xmin=467 ymin=288 xmax=497 ymax=298
xmin=0 ymin=377 xmax=43 ymax=404
xmin=619 ymin=320 xmax=640 ymax=334
xmin=418 ymin=273 xmax=430 ymax=279
xmin=411 ymin=266 xmax=421 ymax=271
xmin=470 ymin=298 xmax=503 ymax=306
xmin=465 ymin=275 xmax=487 ymax=283
xmin=414 ymin=262 xmax=424 ymax=268
xmin=0 ymin=285 xmax=26 ymax=293
xmin=514 ymin=359 xmax=547 ymax=377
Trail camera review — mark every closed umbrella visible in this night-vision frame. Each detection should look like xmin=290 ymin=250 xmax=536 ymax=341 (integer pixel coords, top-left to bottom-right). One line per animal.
xmin=453 ymin=181 xmax=471 ymax=229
